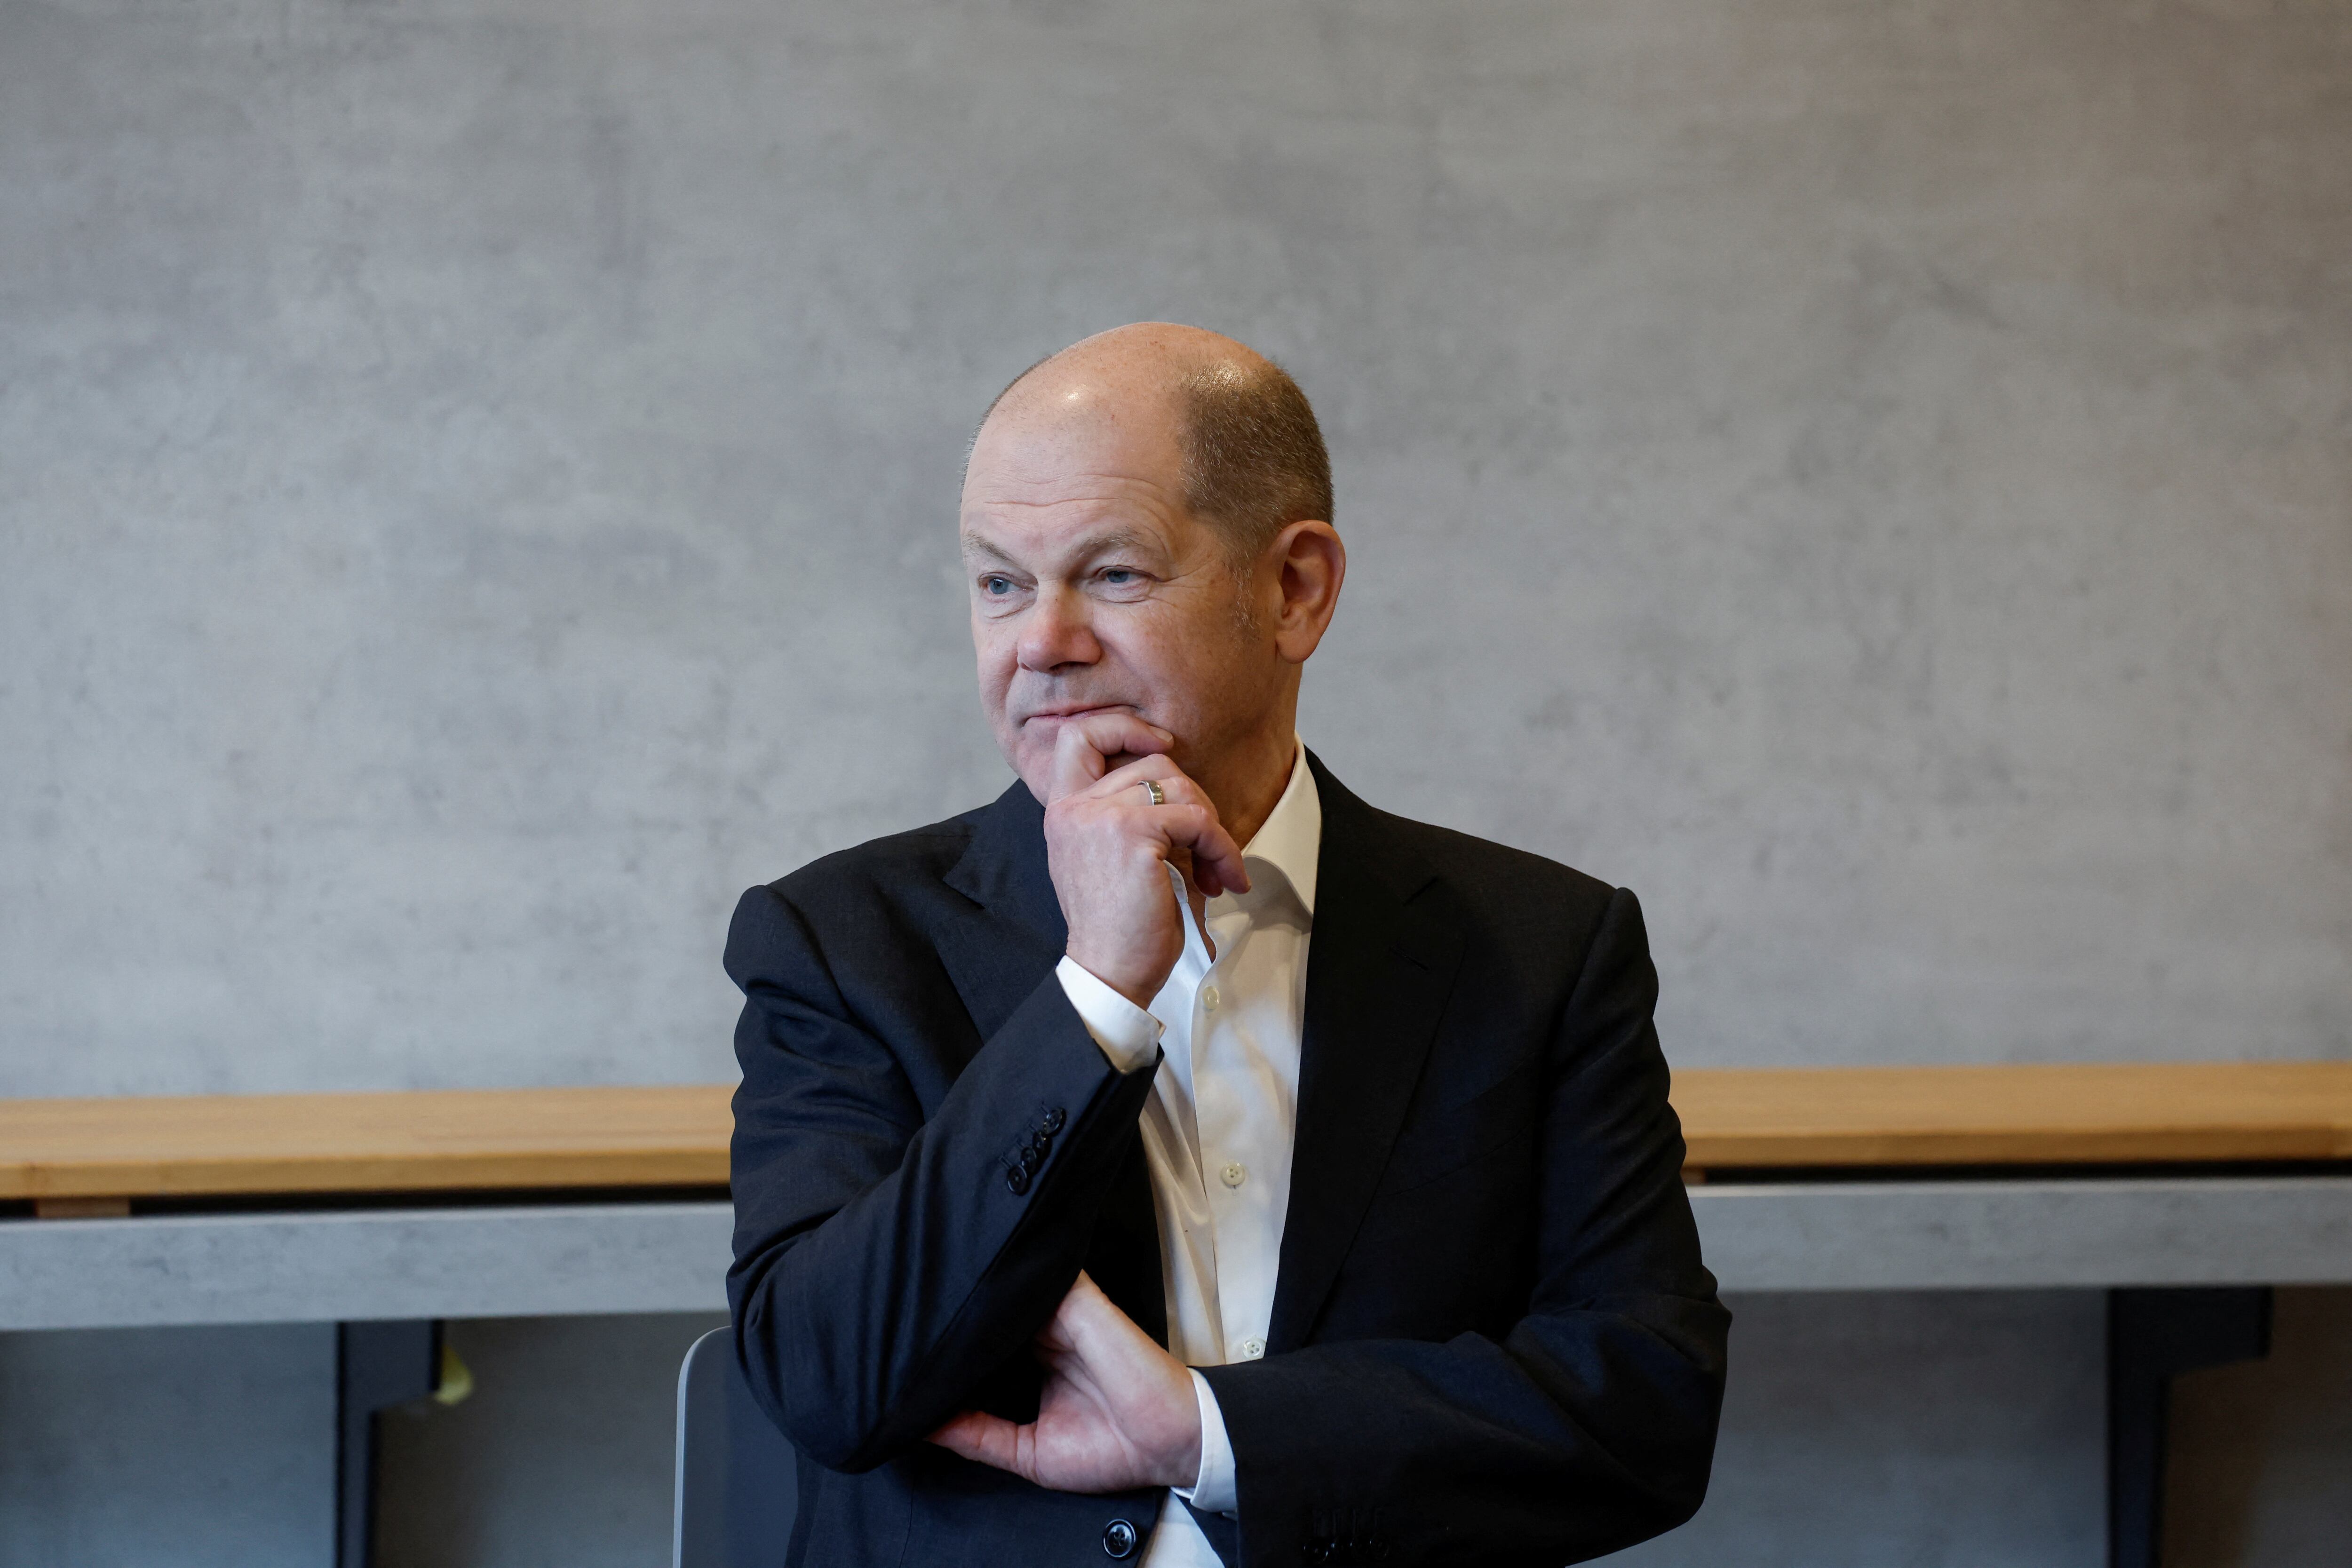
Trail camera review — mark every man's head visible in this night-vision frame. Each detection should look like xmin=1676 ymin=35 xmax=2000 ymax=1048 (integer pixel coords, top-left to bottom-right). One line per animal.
xmin=960 ymin=323 xmax=1346 ymax=822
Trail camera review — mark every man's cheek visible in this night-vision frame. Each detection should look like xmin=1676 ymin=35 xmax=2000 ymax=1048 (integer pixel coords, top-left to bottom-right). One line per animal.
xmin=972 ymin=645 xmax=1013 ymax=704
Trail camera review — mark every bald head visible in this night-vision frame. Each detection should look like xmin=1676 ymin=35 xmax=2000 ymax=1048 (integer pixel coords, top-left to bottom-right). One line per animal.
xmin=975 ymin=324 xmax=1333 ymax=562
xmin=958 ymin=322 xmax=1348 ymax=836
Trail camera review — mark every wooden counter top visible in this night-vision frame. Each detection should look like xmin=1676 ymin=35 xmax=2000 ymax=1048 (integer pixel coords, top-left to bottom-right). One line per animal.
xmin=1673 ymin=1061 xmax=2352 ymax=1170
xmin=4 ymin=1062 xmax=2349 ymax=1206
xmin=0 ymin=1086 xmax=733 ymax=1204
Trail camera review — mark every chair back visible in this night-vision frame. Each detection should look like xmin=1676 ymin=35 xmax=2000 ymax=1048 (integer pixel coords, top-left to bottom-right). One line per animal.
xmin=673 ymin=1327 xmax=800 ymax=1568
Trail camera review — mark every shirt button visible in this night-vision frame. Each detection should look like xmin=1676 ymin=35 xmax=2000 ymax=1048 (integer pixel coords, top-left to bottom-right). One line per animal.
xmin=1220 ymin=1162 xmax=1247 ymax=1188
xmin=1238 ymin=1337 xmax=1265 ymax=1360
xmin=1200 ymin=985 xmax=1220 ymax=1012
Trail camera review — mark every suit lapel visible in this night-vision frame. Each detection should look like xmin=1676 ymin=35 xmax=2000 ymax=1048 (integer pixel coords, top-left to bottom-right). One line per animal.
xmin=935 ymin=780 xmax=1168 ymax=1347
xmin=1268 ymin=757 xmax=1465 ymax=1353
xmin=937 ymin=781 xmax=1068 ymax=1043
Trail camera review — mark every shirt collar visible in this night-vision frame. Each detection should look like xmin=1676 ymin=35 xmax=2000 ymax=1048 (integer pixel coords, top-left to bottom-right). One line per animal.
xmin=1235 ymin=742 xmax=1320 ymax=917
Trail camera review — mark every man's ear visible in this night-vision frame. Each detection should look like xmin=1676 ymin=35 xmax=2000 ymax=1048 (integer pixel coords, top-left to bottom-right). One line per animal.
xmin=1267 ymin=519 xmax=1346 ymax=665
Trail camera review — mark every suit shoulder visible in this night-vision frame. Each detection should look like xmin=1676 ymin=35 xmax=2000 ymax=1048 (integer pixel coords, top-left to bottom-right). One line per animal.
xmin=724 ymin=806 xmax=991 ymax=992
xmin=1363 ymin=808 xmax=1648 ymax=1005
xmin=1373 ymin=807 xmax=1621 ymax=916
xmin=753 ymin=804 xmax=986 ymax=917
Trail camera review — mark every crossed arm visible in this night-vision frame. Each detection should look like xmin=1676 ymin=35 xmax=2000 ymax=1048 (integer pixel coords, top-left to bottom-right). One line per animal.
xmin=724 ymin=927 xmax=1188 ymax=1480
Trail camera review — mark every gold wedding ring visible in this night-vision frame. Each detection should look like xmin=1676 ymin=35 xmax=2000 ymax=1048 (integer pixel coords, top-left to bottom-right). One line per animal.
xmin=1140 ymin=779 xmax=1166 ymax=806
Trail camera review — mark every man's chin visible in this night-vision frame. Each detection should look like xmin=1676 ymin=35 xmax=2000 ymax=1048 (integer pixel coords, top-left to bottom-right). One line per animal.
xmin=1004 ymin=731 xmax=1062 ymax=804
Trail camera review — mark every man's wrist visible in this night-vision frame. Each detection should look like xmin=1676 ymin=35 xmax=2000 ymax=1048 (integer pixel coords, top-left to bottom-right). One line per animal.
xmin=1171 ymin=1369 xmax=1237 ymax=1514
xmin=1062 ymin=941 xmax=1158 ymax=1009
xmin=1054 ymin=956 xmax=1162 ymax=1074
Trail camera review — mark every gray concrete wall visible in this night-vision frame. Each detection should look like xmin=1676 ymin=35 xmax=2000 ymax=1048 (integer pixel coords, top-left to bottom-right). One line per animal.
xmin=3 ymin=0 xmax=2347 ymax=1563
xmin=4 ymin=0 xmax=2345 ymax=1096
xmin=0 ymin=1321 xmax=335 ymax=1568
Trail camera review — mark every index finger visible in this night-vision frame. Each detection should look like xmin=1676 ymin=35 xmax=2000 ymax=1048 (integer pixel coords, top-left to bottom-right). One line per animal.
xmin=1047 ymin=713 xmax=1176 ymax=802
xmin=1150 ymin=804 xmax=1251 ymax=899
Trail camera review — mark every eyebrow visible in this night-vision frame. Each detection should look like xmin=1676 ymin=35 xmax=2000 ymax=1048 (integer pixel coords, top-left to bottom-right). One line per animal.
xmin=959 ymin=532 xmax=1021 ymax=567
xmin=959 ymin=525 xmax=1160 ymax=566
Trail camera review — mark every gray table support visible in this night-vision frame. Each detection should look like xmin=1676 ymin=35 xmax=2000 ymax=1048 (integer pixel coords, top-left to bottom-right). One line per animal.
xmin=4 ymin=1178 xmax=2346 ymax=1566
xmin=0 ymin=1201 xmax=734 ymax=1330
xmin=1687 ymin=1176 xmax=2352 ymax=1291
xmin=2106 ymin=1286 xmax=2274 ymax=1568
xmin=337 ymin=1320 xmax=449 ymax=1568
xmin=7 ymin=1180 xmax=2349 ymax=1330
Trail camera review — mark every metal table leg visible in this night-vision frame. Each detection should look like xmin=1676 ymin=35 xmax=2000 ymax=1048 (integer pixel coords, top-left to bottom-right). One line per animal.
xmin=336 ymin=1320 xmax=446 ymax=1568
xmin=2107 ymin=1287 xmax=2273 ymax=1568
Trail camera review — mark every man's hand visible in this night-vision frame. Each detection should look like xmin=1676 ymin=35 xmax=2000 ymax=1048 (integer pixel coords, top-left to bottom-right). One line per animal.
xmin=1044 ymin=713 xmax=1249 ymax=1007
xmin=927 ymin=1272 xmax=1204 ymax=1493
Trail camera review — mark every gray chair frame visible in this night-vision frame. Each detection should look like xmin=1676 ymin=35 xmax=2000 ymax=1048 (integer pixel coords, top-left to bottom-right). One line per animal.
xmin=674 ymin=1326 xmax=800 ymax=1568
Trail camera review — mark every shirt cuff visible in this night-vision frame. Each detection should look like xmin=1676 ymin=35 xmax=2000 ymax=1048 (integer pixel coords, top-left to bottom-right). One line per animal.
xmin=1171 ymin=1369 xmax=1237 ymax=1516
xmin=1054 ymin=956 xmax=1163 ymax=1075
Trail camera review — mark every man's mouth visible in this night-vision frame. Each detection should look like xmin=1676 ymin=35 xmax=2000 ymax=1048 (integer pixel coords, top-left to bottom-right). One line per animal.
xmin=1022 ymin=703 xmax=1136 ymax=724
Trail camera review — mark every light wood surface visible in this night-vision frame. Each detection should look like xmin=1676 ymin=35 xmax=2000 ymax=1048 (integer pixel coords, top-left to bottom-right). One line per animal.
xmin=4 ymin=1064 xmax=2349 ymax=1203
xmin=1673 ymin=1061 xmax=2352 ymax=1170
xmin=0 ymin=1086 xmax=732 ymax=1202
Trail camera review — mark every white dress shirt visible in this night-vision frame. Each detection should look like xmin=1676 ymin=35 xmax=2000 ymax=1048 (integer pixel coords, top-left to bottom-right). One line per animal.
xmin=1054 ymin=743 xmax=1321 ymax=1568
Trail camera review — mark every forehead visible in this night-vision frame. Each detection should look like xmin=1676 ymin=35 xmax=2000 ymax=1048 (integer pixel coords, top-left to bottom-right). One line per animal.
xmin=959 ymin=395 xmax=1194 ymax=557
xmin=965 ymin=383 xmax=1184 ymax=492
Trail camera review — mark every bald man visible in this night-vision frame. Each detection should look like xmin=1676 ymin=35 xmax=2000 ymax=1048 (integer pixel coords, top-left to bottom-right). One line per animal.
xmin=725 ymin=325 xmax=1727 ymax=1568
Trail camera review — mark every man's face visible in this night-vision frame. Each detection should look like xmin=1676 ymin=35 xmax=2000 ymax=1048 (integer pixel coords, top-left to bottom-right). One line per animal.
xmin=960 ymin=392 xmax=1279 ymax=801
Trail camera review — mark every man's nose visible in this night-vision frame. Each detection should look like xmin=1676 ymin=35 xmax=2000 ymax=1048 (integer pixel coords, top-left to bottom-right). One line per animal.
xmin=1017 ymin=586 xmax=1102 ymax=673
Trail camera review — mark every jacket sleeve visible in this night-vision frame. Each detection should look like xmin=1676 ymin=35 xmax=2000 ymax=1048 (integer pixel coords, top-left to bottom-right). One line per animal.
xmin=1197 ymin=887 xmax=1729 ymax=1568
xmin=723 ymin=882 xmax=1159 ymax=1473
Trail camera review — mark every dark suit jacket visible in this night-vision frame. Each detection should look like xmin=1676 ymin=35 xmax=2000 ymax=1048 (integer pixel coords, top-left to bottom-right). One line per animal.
xmin=725 ymin=755 xmax=1728 ymax=1568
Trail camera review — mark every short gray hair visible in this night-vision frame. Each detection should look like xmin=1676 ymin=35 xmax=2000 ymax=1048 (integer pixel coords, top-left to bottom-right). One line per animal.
xmin=974 ymin=353 xmax=1334 ymax=563
xmin=1174 ymin=358 xmax=1334 ymax=563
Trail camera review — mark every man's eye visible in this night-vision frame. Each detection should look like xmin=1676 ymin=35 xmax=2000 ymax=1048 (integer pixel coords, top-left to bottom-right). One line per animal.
xmin=1101 ymin=569 xmax=1137 ymax=586
xmin=980 ymin=576 xmax=1014 ymax=596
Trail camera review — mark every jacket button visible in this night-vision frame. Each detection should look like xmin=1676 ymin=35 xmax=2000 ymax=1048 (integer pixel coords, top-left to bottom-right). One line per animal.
xmin=1043 ymin=1107 xmax=1067 ymax=1132
xmin=1005 ymin=1167 xmax=1030 ymax=1196
xmin=1103 ymin=1517 xmax=1138 ymax=1558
